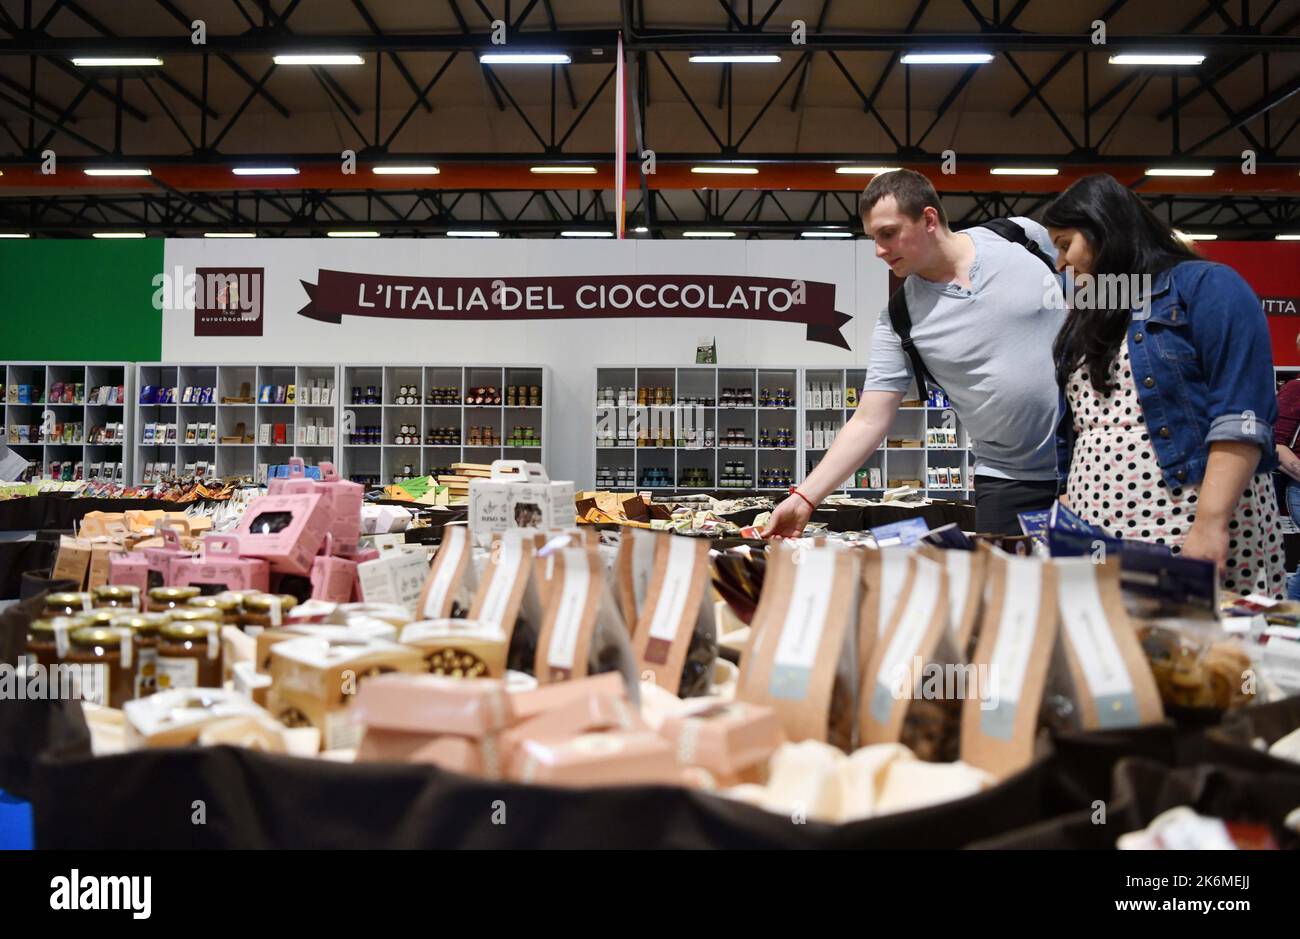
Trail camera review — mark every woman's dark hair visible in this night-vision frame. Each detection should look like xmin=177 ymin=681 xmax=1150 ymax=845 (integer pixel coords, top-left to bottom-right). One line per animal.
xmin=1043 ymin=174 xmax=1199 ymax=395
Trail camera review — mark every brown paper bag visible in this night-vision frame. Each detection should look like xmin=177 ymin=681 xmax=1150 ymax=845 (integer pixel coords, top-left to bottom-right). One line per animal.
xmin=960 ymin=549 xmax=1059 ymax=779
xmin=738 ymin=544 xmax=860 ymax=751
xmin=631 ymin=533 xmax=716 ymax=697
xmin=53 ymin=536 xmax=92 ymax=589
xmin=857 ymin=546 xmax=914 ymax=682
xmin=1048 ymin=556 xmax=1164 ymax=731
xmin=417 ymin=524 xmax=473 ymax=619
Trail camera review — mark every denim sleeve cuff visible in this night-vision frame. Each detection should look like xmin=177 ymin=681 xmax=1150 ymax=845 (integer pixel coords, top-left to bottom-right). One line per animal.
xmin=1205 ymin=413 xmax=1273 ymax=451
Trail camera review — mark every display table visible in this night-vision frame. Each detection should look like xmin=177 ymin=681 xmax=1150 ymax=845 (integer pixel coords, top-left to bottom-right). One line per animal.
xmin=2 ymin=597 xmax=1297 ymax=850
xmin=0 ymin=494 xmax=203 ymax=533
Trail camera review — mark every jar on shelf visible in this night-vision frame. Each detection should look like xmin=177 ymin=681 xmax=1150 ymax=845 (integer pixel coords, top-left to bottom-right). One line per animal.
xmin=240 ymin=593 xmax=298 ymax=635
xmin=66 ymin=626 xmax=135 ymax=708
xmin=147 ymin=586 xmax=200 ymax=614
xmin=92 ymin=585 xmax=141 ymax=611
xmin=113 ymin=613 xmax=166 ymax=697
xmin=157 ymin=620 xmax=222 ymax=690
xmin=26 ymin=617 xmax=75 ymax=670
xmin=186 ymin=594 xmax=242 ymax=627
xmin=43 ymin=592 xmax=92 ymax=618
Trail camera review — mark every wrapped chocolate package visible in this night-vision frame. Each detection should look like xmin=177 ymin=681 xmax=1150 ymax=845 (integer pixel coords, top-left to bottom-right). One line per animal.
xmin=416 ymin=524 xmax=475 ymax=620
xmin=960 ymin=549 xmax=1059 ymax=779
xmin=399 ymin=618 xmax=508 ymax=678
xmin=1043 ymin=557 xmax=1164 ymax=731
xmin=859 ymin=554 xmax=964 ymax=761
xmin=737 ymin=544 xmax=860 ymax=752
xmin=533 ymin=546 xmax=637 ymax=686
xmin=631 ymin=532 xmax=718 ymax=698
xmin=469 ymin=529 xmax=545 ymax=674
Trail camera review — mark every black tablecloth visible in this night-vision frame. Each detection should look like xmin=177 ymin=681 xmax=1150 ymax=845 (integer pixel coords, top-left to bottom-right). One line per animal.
xmin=0 ymin=538 xmax=59 ymax=599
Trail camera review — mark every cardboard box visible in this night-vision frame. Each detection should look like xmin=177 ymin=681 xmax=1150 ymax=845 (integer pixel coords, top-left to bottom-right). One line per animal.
xmin=468 ymin=460 xmax=575 ymax=547
xmin=234 ymin=483 xmax=331 ymax=575
xmin=170 ymin=533 xmax=271 ymax=594
xmin=356 ymin=542 xmax=429 ymax=614
xmin=269 ymin=637 xmax=426 ymax=750
xmin=351 ymin=673 xmax=513 ymax=737
xmin=53 ymin=536 xmax=92 ymax=589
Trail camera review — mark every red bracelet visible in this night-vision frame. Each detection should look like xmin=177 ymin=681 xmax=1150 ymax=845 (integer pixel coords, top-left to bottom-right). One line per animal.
xmin=789 ymin=486 xmax=816 ymax=511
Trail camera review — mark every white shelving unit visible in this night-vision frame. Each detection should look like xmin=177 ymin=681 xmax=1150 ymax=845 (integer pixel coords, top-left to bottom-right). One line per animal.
xmin=593 ymin=365 xmax=800 ymax=494
xmin=134 ymin=363 xmax=339 ymax=484
xmin=339 ymin=364 xmax=548 ymax=488
xmin=804 ymin=367 xmax=972 ymax=498
xmin=2 ymin=361 xmax=132 ymax=483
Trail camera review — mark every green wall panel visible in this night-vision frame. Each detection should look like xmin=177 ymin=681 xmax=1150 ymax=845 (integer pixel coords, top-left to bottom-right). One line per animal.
xmin=0 ymin=239 xmax=163 ymax=361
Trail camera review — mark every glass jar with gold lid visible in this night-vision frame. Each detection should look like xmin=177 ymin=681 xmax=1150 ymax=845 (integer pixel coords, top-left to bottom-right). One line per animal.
xmin=240 ymin=594 xmax=299 ymax=635
xmin=147 ymin=586 xmax=201 ymax=614
xmin=92 ymin=585 xmax=141 ymax=610
xmin=73 ymin=609 xmax=119 ymax=629
xmin=112 ymin=613 xmax=166 ymax=697
xmin=157 ymin=620 xmax=222 ymax=690
xmin=26 ymin=617 xmax=76 ymax=669
xmin=66 ymin=626 xmax=135 ymax=708
xmin=186 ymin=594 xmax=242 ymax=627
xmin=43 ymin=592 xmax=92 ymax=618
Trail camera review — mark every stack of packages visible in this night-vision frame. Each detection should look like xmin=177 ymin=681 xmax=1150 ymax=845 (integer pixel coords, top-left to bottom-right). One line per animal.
xmin=435 ymin=463 xmax=495 ymax=503
xmin=52 ymin=511 xmax=211 ymax=594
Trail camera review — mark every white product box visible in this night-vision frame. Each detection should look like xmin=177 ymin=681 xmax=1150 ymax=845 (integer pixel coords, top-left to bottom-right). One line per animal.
xmin=832 ymin=385 xmax=843 ymax=409
xmin=259 ymin=423 xmax=272 ymax=446
xmin=468 ymin=460 xmax=575 ymax=548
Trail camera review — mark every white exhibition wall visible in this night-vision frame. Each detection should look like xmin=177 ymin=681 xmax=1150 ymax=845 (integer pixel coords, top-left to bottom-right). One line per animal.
xmin=161 ymin=239 xmax=892 ymax=487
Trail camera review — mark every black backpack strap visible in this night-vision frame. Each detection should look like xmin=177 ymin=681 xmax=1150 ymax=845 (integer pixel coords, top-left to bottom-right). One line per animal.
xmin=979 ymin=217 xmax=1057 ymax=273
xmin=887 ymin=287 xmax=935 ymax=394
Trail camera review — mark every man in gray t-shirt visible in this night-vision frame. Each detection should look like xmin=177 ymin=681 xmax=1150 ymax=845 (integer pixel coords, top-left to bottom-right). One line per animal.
xmin=764 ymin=169 xmax=1065 ymax=536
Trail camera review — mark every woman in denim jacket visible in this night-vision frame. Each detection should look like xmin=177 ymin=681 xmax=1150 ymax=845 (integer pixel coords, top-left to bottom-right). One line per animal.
xmin=1044 ymin=174 xmax=1283 ymax=597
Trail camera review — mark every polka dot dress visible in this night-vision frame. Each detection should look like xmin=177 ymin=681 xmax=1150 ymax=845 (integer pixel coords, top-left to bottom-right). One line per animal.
xmin=1065 ymin=345 xmax=1284 ymax=598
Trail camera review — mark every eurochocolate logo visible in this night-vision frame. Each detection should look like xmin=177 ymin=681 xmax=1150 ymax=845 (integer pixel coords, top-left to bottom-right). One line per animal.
xmin=1263 ymin=296 xmax=1300 ymax=316
xmin=194 ymin=266 xmax=264 ymax=336
xmin=297 ymin=271 xmax=853 ymax=348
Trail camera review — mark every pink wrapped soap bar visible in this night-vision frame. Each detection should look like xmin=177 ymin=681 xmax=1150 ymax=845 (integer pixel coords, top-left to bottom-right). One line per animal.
xmin=658 ymin=701 xmax=784 ymax=779
xmin=352 ymin=674 xmax=513 ymax=737
xmin=512 ymin=731 xmax=678 ymax=787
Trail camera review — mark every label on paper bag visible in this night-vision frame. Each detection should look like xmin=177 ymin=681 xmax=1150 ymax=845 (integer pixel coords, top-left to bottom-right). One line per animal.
xmin=479 ymin=535 xmax=524 ymax=629
xmin=644 ymin=536 xmax=698 ymax=665
xmin=423 ymin=528 xmax=468 ymax=618
xmin=1056 ymin=560 xmax=1139 ymax=728
xmin=546 ymin=552 xmax=591 ymax=672
xmin=878 ymin=548 xmax=910 ymax=637
xmin=769 ymin=550 xmax=835 ymax=700
xmin=981 ymin=557 xmax=1042 ymax=741
xmin=870 ymin=557 xmax=942 ymax=724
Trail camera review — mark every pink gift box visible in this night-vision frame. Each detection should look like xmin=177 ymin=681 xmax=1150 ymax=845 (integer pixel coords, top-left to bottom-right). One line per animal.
xmin=318 ymin=461 xmax=364 ymax=557
xmin=108 ymin=550 xmax=150 ymax=594
xmin=142 ymin=523 xmax=190 ymax=589
xmin=311 ymin=534 xmax=359 ymax=602
xmin=170 ymin=533 xmax=271 ymax=594
xmin=234 ymin=482 xmax=331 ymax=575
xmin=268 ymin=459 xmax=363 ymax=557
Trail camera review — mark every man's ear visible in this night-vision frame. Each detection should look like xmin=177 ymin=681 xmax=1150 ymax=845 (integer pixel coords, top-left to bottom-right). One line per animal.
xmin=924 ymin=206 xmax=941 ymax=233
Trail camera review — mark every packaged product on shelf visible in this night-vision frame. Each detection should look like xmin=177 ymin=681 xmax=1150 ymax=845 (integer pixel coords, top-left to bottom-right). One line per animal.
xmin=533 ymin=546 xmax=635 ymax=685
xmin=468 ymin=460 xmax=575 ymax=547
xmin=268 ymin=635 xmax=424 ymax=750
xmin=630 ymin=532 xmax=718 ymax=697
xmin=124 ymin=688 xmax=271 ymax=749
xmin=614 ymin=525 xmax=660 ymax=628
xmin=960 ymin=549 xmax=1059 ymax=779
xmin=468 ymin=529 xmax=542 ymax=672
xmin=657 ymin=699 xmax=784 ymax=785
xmin=857 ymin=546 xmax=913 ymax=677
xmin=399 ymin=618 xmax=508 ymax=678
xmin=858 ymin=554 xmax=965 ymax=761
xmin=234 ymin=481 xmax=331 ymax=575
xmin=737 ymin=544 xmax=860 ymax=751
xmin=1043 ymin=557 xmax=1164 ymax=732
xmin=355 ymin=540 xmax=430 ymax=615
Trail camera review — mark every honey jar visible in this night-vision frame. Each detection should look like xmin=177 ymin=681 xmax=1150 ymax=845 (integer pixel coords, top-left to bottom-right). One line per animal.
xmin=157 ymin=620 xmax=223 ymax=690
xmin=186 ymin=594 xmax=242 ymax=627
xmin=147 ymin=586 xmax=200 ymax=614
xmin=66 ymin=626 xmax=135 ymax=708
xmin=25 ymin=617 xmax=75 ymax=670
xmin=92 ymin=585 xmax=141 ymax=611
xmin=113 ymin=613 xmax=165 ymax=698
xmin=239 ymin=593 xmax=299 ymax=635
xmin=43 ymin=592 xmax=91 ymax=618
